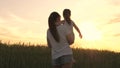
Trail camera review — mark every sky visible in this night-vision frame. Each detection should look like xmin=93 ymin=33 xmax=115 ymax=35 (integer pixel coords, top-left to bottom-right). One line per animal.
xmin=0 ymin=0 xmax=120 ymax=52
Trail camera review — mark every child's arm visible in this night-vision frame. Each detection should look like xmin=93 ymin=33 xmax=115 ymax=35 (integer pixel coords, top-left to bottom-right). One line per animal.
xmin=72 ymin=22 xmax=82 ymax=38
xmin=61 ymin=20 xmax=65 ymax=24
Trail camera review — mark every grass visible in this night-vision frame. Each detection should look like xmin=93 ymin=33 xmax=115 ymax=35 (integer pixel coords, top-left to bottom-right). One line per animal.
xmin=0 ymin=42 xmax=120 ymax=68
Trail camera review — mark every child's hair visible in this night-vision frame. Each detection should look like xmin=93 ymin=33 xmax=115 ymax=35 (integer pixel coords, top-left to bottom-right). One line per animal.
xmin=48 ymin=12 xmax=60 ymax=42
xmin=63 ymin=9 xmax=71 ymax=25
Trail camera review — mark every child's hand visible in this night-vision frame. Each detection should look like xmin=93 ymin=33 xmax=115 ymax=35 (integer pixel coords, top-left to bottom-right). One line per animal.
xmin=61 ymin=20 xmax=65 ymax=24
xmin=79 ymin=33 xmax=82 ymax=39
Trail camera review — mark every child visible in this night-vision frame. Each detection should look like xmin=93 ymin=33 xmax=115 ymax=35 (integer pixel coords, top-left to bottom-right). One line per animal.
xmin=62 ymin=9 xmax=82 ymax=38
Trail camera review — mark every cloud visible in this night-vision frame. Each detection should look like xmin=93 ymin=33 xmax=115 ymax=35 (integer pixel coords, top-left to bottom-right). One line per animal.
xmin=9 ymin=13 xmax=42 ymax=34
xmin=113 ymin=33 xmax=120 ymax=37
xmin=112 ymin=0 xmax=120 ymax=6
xmin=108 ymin=0 xmax=120 ymax=6
xmin=0 ymin=27 xmax=20 ymax=39
xmin=0 ymin=12 xmax=42 ymax=41
xmin=107 ymin=15 xmax=120 ymax=24
xmin=0 ymin=17 xmax=5 ymax=23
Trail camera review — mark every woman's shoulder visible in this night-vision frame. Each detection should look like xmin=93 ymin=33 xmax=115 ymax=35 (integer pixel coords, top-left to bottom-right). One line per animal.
xmin=47 ymin=29 xmax=50 ymax=34
xmin=57 ymin=24 xmax=67 ymax=33
xmin=57 ymin=24 xmax=65 ymax=29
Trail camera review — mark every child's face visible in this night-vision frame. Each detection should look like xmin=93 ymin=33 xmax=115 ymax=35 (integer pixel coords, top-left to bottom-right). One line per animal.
xmin=64 ymin=13 xmax=71 ymax=19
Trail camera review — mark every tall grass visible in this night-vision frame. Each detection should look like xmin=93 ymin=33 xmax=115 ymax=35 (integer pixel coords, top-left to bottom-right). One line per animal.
xmin=0 ymin=42 xmax=120 ymax=68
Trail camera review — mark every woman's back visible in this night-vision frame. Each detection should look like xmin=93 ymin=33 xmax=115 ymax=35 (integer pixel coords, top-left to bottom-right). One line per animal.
xmin=47 ymin=24 xmax=73 ymax=59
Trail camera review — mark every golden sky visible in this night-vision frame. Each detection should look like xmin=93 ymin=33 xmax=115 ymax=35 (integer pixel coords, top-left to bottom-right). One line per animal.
xmin=0 ymin=0 xmax=120 ymax=52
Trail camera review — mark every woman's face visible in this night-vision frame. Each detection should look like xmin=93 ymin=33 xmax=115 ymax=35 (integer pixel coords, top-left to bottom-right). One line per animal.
xmin=56 ymin=16 xmax=61 ymax=22
xmin=55 ymin=16 xmax=61 ymax=25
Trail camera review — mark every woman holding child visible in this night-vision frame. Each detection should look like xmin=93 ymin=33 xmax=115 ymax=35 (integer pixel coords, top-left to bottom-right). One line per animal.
xmin=47 ymin=9 xmax=82 ymax=68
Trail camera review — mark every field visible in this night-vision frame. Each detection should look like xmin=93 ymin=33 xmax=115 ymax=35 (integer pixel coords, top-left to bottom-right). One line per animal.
xmin=0 ymin=42 xmax=120 ymax=68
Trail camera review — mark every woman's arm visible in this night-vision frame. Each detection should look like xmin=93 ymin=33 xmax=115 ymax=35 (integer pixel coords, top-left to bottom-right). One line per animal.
xmin=47 ymin=37 xmax=52 ymax=48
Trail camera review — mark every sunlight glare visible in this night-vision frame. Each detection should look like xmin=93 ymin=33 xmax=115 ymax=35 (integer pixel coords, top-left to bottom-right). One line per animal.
xmin=80 ymin=21 xmax=102 ymax=41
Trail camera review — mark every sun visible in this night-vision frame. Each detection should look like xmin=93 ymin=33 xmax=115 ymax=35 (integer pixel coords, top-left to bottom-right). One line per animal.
xmin=80 ymin=21 xmax=102 ymax=41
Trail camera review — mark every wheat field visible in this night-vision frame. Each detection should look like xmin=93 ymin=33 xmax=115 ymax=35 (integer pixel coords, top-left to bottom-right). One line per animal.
xmin=0 ymin=42 xmax=120 ymax=68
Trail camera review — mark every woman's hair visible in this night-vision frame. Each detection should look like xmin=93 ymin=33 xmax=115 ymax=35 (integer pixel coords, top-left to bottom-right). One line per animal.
xmin=63 ymin=9 xmax=71 ymax=25
xmin=48 ymin=12 xmax=60 ymax=42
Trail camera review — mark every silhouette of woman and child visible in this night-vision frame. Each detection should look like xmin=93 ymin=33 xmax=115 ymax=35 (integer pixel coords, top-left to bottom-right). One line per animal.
xmin=47 ymin=9 xmax=82 ymax=68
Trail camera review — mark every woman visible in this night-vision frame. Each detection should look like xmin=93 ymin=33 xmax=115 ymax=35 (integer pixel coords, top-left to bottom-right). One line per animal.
xmin=62 ymin=9 xmax=82 ymax=38
xmin=47 ymin=12 xmax=75 ymax=68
